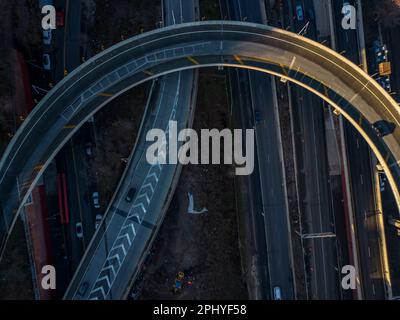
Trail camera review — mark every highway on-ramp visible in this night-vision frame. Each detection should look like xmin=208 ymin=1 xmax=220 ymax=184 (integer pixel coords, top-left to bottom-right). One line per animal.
xmin=64 ymin=0 xmax=198 ymax=300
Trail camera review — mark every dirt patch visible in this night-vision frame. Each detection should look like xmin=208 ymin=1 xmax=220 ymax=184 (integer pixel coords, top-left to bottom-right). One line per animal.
xmin=0 ymin=0 xmax=41 ymax=95
xmin=0 ymin=218 xmax=34 ymax=300
xmin=132 ymin=70 xmax=248 ymax=300
xmin=82 ymin=0 xmax=160 ymax=202
xmin=83 ymin=0 xmax=161 ymax=55
xmin=88 ymin=85 xmax=149 ymax=204
xmin=199 ymin=0 xmax=221 ymax=20
xmin=0 ymin=1 xmax=41 ymax=154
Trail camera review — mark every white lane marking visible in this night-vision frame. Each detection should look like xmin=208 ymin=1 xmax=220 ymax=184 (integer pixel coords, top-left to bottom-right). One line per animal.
xmin=289 ymin=56 xmax=297 ymax=70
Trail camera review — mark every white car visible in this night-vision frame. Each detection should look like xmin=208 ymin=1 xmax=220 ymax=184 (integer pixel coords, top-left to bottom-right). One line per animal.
xmin=85 ymin=142 xmax=93 ymax=157
xmin=43 ymin=54 xmax=51 ymax=70
xmin=92 ymin=191 xmax=100 ymax=209
xmin=273 ymin=286 xmax=282 ymax=300
xmin=296 ymin=5 xmax=304 ymax=21
xmin=95 ymin=214 xmax=103 ymax=229
xmin=75 ymin=222 xmax=83 ymax=238
xmin=43 ymin=29 xmax=52 ymax=45
xmin=343 ymin=2 xmax=351 ymax=16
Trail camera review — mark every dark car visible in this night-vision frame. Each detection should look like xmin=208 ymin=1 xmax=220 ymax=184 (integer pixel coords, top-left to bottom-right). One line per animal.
xmin=377 ymin=76 xmax=391 ymax=92
xmin=307 ymin=8 xmax=315 ymax=21
xmin=56 ymin=10 xmax=65 ymax=27
xmin=77 ymin=282 xmax=89 ymax=296
xmin=125 ymin=187 xmax=137 ymax=203
xmin=372 ymin=120 xmax=395 ymax=137
xmin=254 ymin=110 xmax=262 ymax=122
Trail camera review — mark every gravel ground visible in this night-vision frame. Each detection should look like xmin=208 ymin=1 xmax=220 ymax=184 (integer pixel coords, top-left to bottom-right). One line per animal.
xmin=133 ymin=70 xmax=248 ymax=300
xmin=0 ymin=218 xmax=34 ymax=300
xmin=83 ymin=0 xmax=160 ymax=203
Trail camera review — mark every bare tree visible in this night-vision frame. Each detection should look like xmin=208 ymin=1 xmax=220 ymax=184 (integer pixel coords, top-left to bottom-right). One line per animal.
xmin=374 ymin=0 xmax=400 ymax=29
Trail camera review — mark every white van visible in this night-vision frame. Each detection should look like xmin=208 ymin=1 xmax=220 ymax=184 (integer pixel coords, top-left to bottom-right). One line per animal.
xmin=273 ymin=286 xmax=282 ymax=300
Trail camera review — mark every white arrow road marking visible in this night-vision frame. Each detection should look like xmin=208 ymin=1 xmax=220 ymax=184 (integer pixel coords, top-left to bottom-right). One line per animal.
xmin=103 ymin=265 xmax=116 ymax=278
xmin=142 ymin=182 xmax=155 ymax=193
xmin=117 ymin=233 xmax=132 ymax=246
xmin=97 ymin=275 xmax=111 ymax=288
xmin=121 ymin=223 xmax=136 ymax=239
xmin=147 ymin=172 xmax=159 ymax=183
xmin=132 ymin=202 xmax=146 ymax=215
xmin=137 ymin=192 xmax=150 ymax=205
xmin=89 ymin=287 xmax=106 ymax=300
xmin=113 ymin=243 xmax=127 ymax=256
xmin=109 ymin=253 xmax=122 ymax=266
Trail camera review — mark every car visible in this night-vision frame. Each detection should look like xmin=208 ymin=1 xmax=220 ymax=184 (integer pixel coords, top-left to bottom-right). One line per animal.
xmin=125 ymin=187 xmax=137 ymax=203
xmin=254 ymin=110 xmax=262 ymax=122
xmin=39 ymin=0 xmax=54 ymax=7
xmin=77 ymin=282 xmax=89 ymax=296
xmin=56 ymin=10 xmax=65 ymax=27
xmin=377 ymin=76 xmax=391 ymax=92
xmin=296 ymin=5 xmax=304 ymax=21
xmin=376 ymin=50 xmax=388 ymax=64
xmin=92 ymin=192 xmax=100 ymax=209
xmin=75 ymin=222 xmax=83 ymax=238
xmin=343 ymin=2 xmax=351 ymax=16
xmin=43 ymin=29 xmax=52 ymax=45
xmin=273 ymin=286 xmax=282 ymax=300
xmin=95 ymin=214 xmax=103 ymax=229
xmin=380 ymin=174 xmax=387 ymax=192
xmin=85 ymin=142 xmax=93 ymax=157
xmin=43 ymin=54 xmax=51 ymax=70
xmin=371 ymin=120 xmax=395 ymax=137
xmin=307 ymin=8 xmax=315 ymax=21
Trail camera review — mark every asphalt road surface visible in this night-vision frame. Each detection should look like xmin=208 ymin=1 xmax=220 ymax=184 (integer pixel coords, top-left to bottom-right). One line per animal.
xmin=331 ymin=0 xmax=386 ymax=299
xmin=288 ymin=0 xmax=341 ymax=299
xmin=222 ymin=0 xmax=294 ymax=300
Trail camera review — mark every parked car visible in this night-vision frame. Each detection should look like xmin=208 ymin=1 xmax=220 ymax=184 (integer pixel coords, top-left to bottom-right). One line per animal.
xmin=92 ymin=192 xmax=100 ymax=209
xmin=296 ymin=4 xmax=304 ymax=21
xmin=43 ymin=54 xmax=51 ymax=70
xmin=56 ymin=10 xmax=65 ymax=27
xmin=43 ymin=29 xmax=52 ymax=45
xmin=371 ymin=120 xmax=395 ymax=138
xmin=376 ymin=48 xmax=388 ymax=64
xmin=85 ymin=142 xmax=93 ymax=157
xmin=273 ymin=286 xmax=282 ymax=300
xmin=39 ymin=0 xmax=54 ymax=6
xmin=377 ymin=76 xmax=391 ymax=92
xmin=125 ymin=187 xmax=137 ymax=203
xmin=75 ymin=222 xmax=83 ymax=238
xmin=77 ymin=282 xmax=89 ymax=296
xmin=380 ymin=174 xmax=387 ymax=192
xmin=307 ymin=8 xmax=315 ymax=21
xmin=95 ymin=214 xmax=103 ymax=229
xmin=342 ymin=2 xmax=351 ymax=16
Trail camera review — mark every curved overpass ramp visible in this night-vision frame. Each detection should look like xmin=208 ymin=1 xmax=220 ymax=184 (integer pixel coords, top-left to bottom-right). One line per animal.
xmin=1 ymin=21 xmax=400 ymax=260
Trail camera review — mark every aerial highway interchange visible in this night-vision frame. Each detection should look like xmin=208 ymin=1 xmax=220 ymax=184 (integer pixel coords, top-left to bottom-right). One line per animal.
xmin=0 ymin=0 xmax=399 ymax=301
